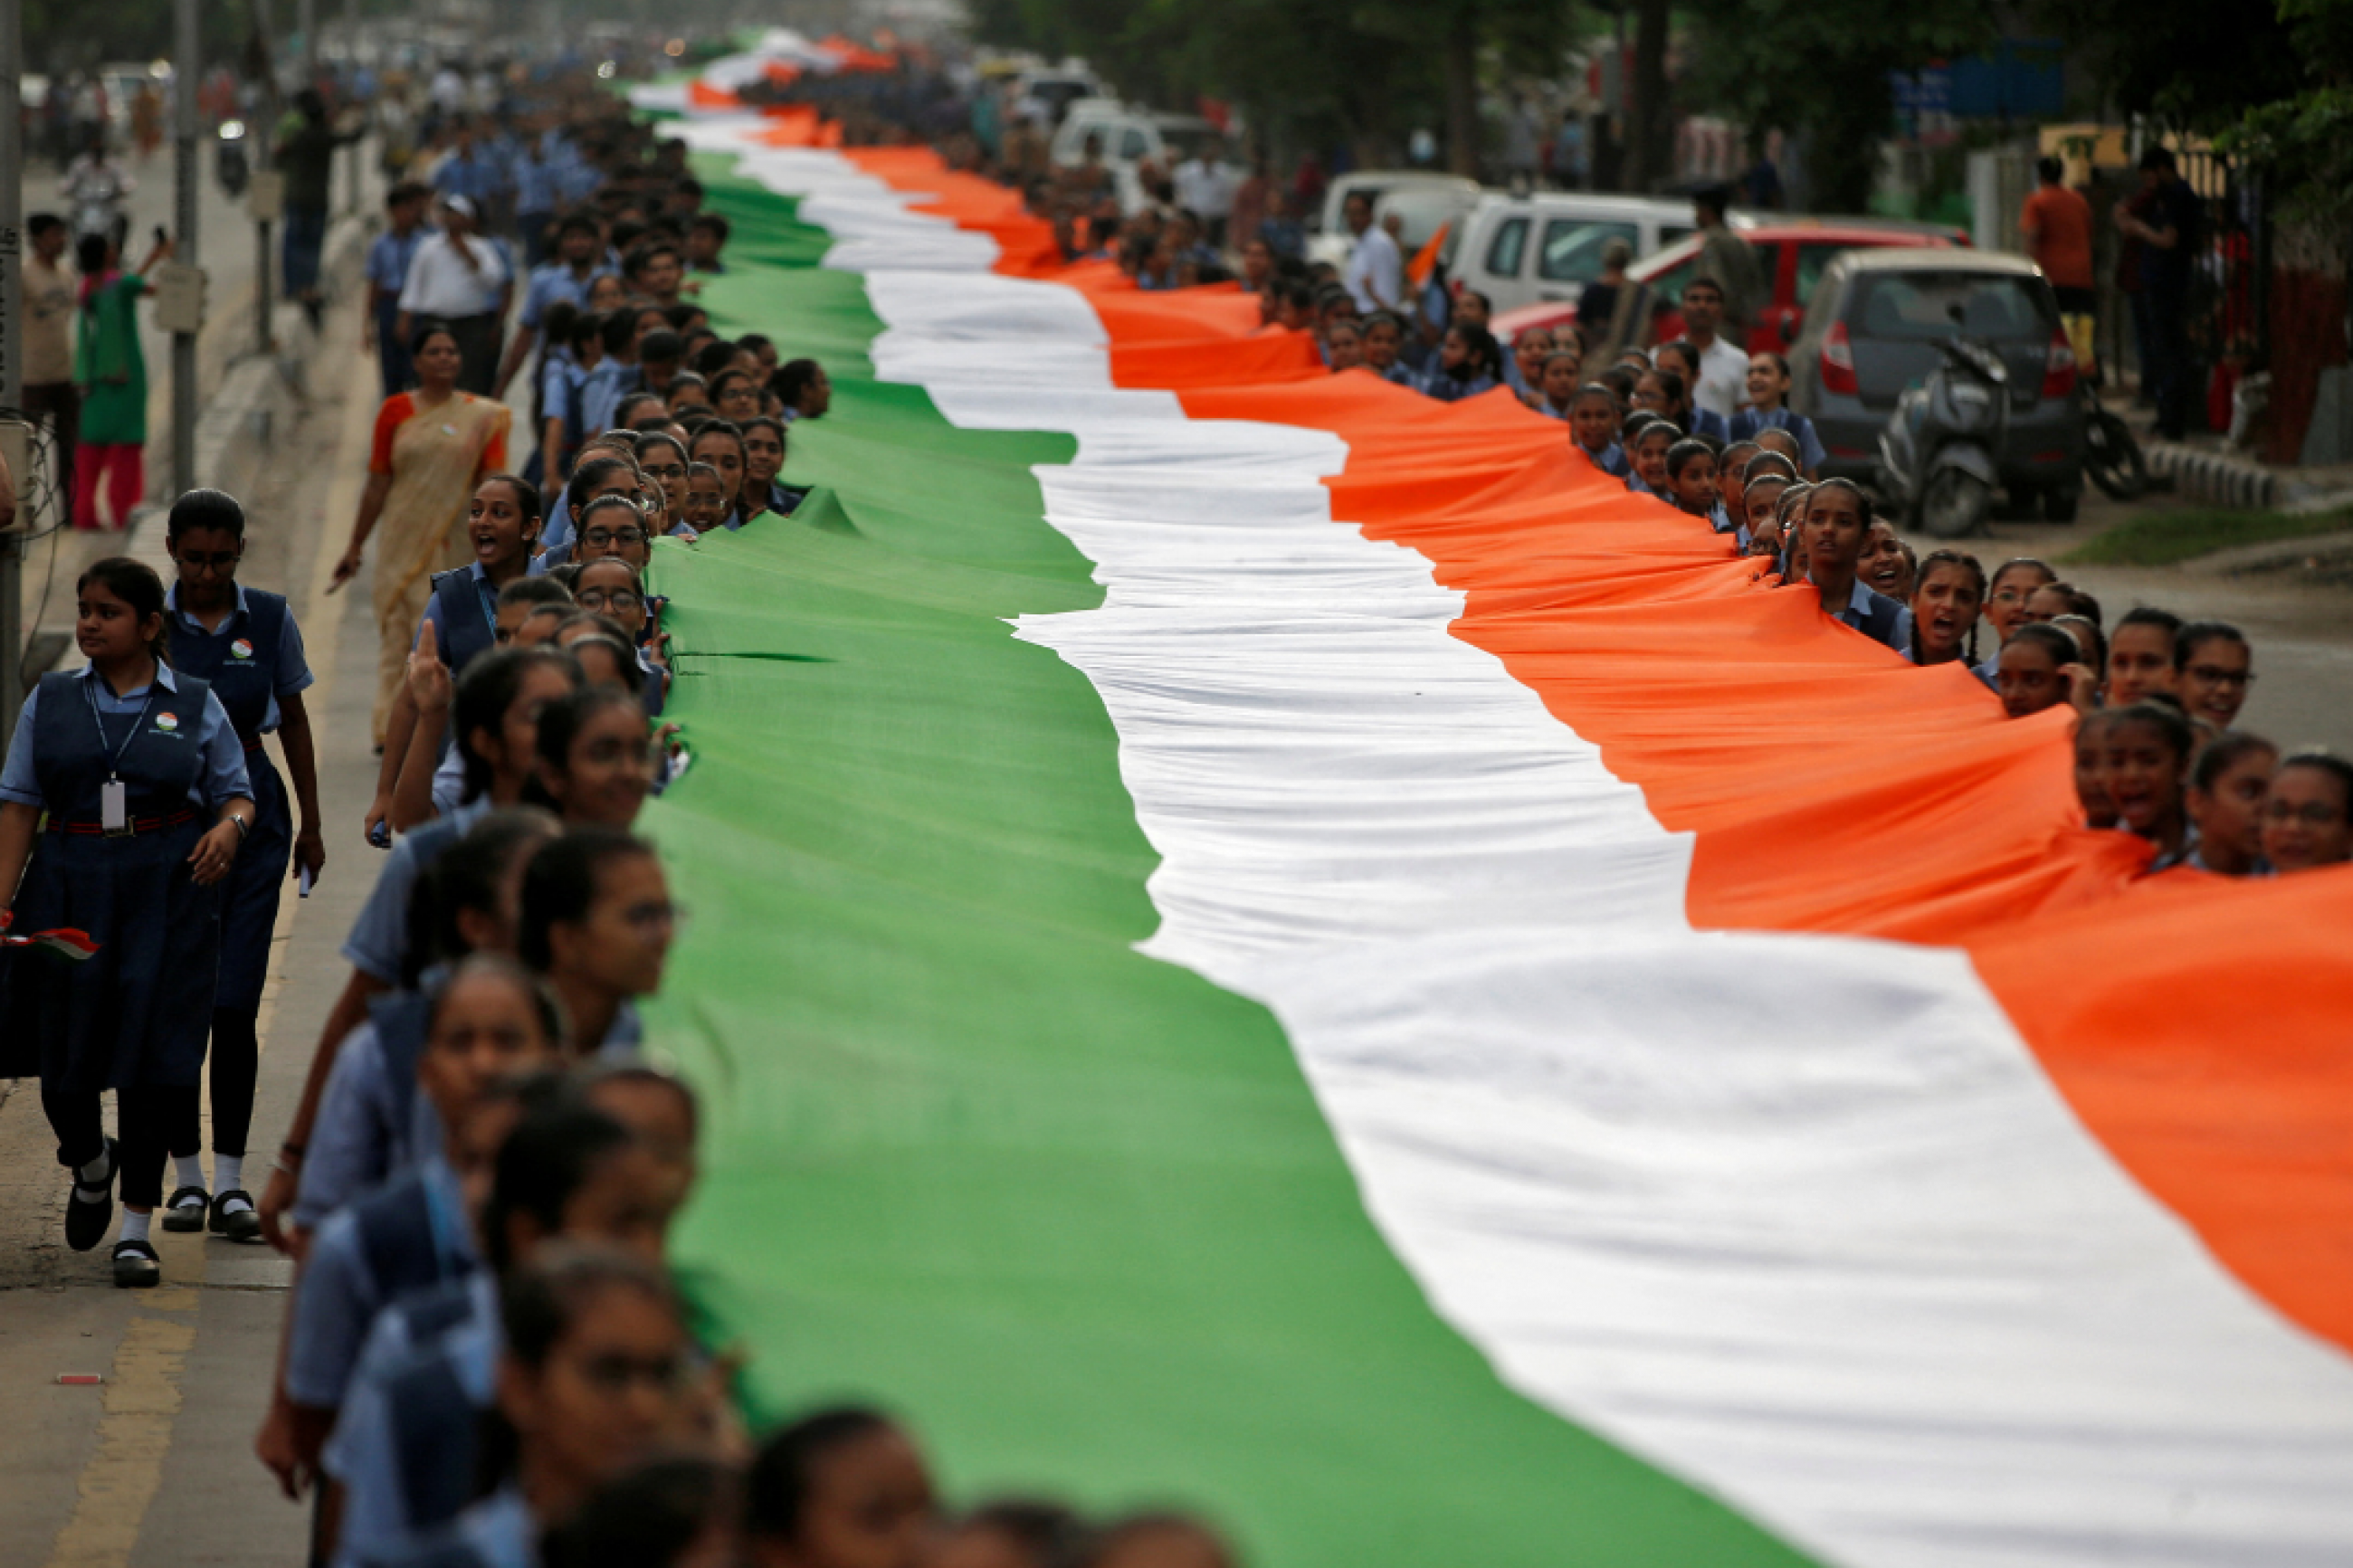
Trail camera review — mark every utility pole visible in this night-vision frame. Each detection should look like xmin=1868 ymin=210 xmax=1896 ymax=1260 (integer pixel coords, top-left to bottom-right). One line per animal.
xmin=345 ymin=0 xmax=364 ymax=215
xmin=0 ymin=0 xmax=23 ymax=754
xmin=175 ymin=0 xmax=202 ymax=498
xmin=253 ymin=0 xmax=280 ymax=355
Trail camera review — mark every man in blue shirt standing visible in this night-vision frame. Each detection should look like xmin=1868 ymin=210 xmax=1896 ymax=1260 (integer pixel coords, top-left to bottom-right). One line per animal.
xmin=431 ymin=119 xmax=507 ymax=220
xmin=495 ymin=214 xmax=614 ymax=399
xmin=363 ymin=184 xmax=434 ymax=396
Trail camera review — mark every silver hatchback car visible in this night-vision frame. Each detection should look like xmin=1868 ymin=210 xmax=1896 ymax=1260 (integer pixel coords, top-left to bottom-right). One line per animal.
xmin=1788 ymin=250 xmax=2086 ymax=519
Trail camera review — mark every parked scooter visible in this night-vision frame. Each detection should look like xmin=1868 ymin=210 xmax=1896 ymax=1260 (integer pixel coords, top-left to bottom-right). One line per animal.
xmin=216 ymin=119 xmax=251 ymax=198
xmin=1879 ymin=335 xmax=2009 ymax=540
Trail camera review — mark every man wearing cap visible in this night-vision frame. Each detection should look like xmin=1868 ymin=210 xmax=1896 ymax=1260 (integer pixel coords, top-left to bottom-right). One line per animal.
xmin=395 ymin=195 xmax=512 ymax=395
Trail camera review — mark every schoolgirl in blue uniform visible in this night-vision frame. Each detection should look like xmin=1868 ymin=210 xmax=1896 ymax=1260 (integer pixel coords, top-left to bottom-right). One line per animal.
xmin=0 ymin=558 xmax=255 ymax=1287
xmin=160 ymin=490 xmax=325 ymax=1240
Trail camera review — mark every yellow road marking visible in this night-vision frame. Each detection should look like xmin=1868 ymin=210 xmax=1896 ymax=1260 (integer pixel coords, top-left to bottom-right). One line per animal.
xmin=41 ymin=283 xmax=387 ymax=1568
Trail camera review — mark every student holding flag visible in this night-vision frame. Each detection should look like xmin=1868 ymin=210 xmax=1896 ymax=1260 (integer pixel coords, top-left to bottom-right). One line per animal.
xmin=0 ymin=557 xmax=256 ymax=1288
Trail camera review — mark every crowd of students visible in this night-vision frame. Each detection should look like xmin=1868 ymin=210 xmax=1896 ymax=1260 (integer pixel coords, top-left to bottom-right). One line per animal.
xmin=2 ymin=54 xmax=2345 ymax=1568
xmin=1149 ymin=186 xmax=2345 ymax=885
xmin=0 ymin=74 xmax=1243 ymax=1568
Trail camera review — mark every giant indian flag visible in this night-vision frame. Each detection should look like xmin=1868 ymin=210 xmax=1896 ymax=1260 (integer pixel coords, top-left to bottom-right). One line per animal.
xmin=633 ymin=109 xmax=2353 ymax=1568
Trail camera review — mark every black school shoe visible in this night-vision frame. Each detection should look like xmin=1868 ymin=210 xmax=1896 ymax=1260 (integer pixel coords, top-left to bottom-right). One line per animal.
xmin=210 ymin=1191 xmax=263 ymax=1243
xmin=64 ymin=1138 xmax=119 ymax=1253
xmin=113 ymin=1239 xmax=161 ymax=1288
xmin=161 ymin=1185 xmax=212 ymax=1232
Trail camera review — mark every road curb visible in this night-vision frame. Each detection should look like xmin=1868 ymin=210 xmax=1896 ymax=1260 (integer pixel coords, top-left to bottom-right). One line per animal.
xmin=2140 ymin=440 xmax=2281 ymax=510
xmin=194 ymin=213 xmax=374 ymax=501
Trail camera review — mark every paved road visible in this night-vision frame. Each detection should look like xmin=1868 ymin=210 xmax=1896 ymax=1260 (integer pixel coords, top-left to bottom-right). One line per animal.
xmin=1893 ymin=483 xmax=2353 ymax=755
xmin=0 ymin=270 xmax=387 ymax=1568
xmin=13 ymin=145 xmax=379 ymax=670
xmin=0 ymin=196 xmax=2345 ymax=1568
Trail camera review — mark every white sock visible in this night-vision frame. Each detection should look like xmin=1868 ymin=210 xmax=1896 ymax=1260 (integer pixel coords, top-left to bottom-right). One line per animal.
xmin=72 ymin=1149 xmax=113 ymax=1199
xmin=173 ymin=1154 xmax=207 ymax=1193
xmin=214 ymin=1155 xmax=244 ymax=1197
xmin=120 ymin=1211 xmax=152 ymax=1246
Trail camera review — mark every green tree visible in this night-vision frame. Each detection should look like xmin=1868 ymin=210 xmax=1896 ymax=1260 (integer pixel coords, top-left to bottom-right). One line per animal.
xmin=1683 ymin=0 xmax=1995 ymax=214
xmin=967 ymin=0 xmax=1577 ymax=174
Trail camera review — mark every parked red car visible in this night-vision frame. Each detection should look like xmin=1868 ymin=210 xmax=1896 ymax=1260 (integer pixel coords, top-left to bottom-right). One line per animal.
xmin=1491 ymin=221 xmax=1967 ymax=353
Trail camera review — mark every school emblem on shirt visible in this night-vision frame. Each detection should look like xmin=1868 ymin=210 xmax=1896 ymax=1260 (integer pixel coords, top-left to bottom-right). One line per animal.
xmin=155 ymin=712 xmax=180 ymax=732
xmin=231 ymin=639 xmax=254 ymax=660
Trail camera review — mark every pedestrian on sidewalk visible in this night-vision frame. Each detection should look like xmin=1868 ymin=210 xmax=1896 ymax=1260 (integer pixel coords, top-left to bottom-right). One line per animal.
xmin=23 ymin=214 xmax=82 ymax=526
xmin=2022 ymin=157 xmax=2097 ymax=375
xmin=328 ymin=325 xmax=513 ymax=746
xmin=278 ymin=90 xmax=365 ymax=333
xmin=395 ymin=197 xmax=512 ymax=396
xmin=365 ymin=184 xmax=435 ymax=397
xmin=2113 ymin=147 xmax=2202 ymax=441
xmin=71 ymin=226 xmax=174 ymax=530
xmin=0 ymin=558 xmax=256 ymax=1288
xmin=157 ymin=491 xmax=329 ymax=1243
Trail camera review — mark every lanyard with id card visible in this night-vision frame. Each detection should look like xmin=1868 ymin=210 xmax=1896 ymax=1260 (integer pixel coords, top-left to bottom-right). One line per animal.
xmin=85 ymin=681 xmax=161 ymax=836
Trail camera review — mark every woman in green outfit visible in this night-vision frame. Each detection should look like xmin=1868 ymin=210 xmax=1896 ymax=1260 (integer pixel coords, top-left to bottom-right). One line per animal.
xmin=73 ymin=228 xmax=173 ymax=530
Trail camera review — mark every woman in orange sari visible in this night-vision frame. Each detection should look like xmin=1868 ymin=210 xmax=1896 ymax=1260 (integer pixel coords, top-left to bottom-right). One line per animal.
xmin=328 ymin=324 xmax=510 ymax=745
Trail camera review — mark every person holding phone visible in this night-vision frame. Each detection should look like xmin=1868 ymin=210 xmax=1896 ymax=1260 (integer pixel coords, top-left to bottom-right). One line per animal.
xmin=158 ymin=490 xmax=328 ymax=1241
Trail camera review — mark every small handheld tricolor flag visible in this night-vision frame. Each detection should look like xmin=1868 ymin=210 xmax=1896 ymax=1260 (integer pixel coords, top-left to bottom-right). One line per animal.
xmin=0 ymin=927 xmax=100 ymax=961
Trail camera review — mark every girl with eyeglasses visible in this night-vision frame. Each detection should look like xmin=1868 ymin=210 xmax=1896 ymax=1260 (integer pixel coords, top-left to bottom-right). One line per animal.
xmin=156 ymin=489 xmax=327 ymax=1242
xmin=2261 ymin=753 xmax=2353 ymax=874
xmin=569 ymin=559 xmax=668 ymax=716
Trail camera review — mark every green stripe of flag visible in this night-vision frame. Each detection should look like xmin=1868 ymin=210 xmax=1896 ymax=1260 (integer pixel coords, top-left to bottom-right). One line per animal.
xmin=638 ymin=155 xmax=1817 ymax=1568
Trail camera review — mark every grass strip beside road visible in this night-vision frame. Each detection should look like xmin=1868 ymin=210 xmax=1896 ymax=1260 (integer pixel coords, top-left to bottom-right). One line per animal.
xmin=2062 ymin=505 xmax=2353 ymax=566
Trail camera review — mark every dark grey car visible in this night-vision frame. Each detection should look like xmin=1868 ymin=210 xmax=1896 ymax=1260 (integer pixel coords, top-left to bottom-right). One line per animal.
xmin=1789 ymin=250 xmax=2085 ymax=518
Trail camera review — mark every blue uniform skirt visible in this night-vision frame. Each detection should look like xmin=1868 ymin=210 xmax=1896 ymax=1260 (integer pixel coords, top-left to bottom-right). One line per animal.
xmin=216 ymin=752 xmax=292 ymax=1012
xmin=0 ymin=816 xmax=221 ymax=1093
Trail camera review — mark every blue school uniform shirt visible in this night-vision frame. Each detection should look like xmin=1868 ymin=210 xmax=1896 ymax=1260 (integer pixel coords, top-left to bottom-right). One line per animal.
xmin=365 ymin=228 xmax=431 ymax=299
xmin=510 ymin=154 xmax=561 ymax=216
xmin=577 ymin=358 xmax=641 ymax=438
xmin=0 ymin=664 xmax=250 ymax=809
xmin=1729 ymin=405 xmax=1827 ymax=473
xmin=1826 ymin=577 xmax=1914 ymax=651
xmin=1424 ymin=372 xmax=1499 ymax=404
xmin=341 ymin=799 xmax=491 ymax=984
xmin=1573 ymin=440 xmax=1629 ymax=478
xmin=166 ymin=584 xmax=315 ymax=734
xmin=518 ymin=261 xmax=616 ymax=332
xmin=327 ymin=1272 xmax=502 ymax=1566
xmin=414 ymin=561 xmax=504 ymax=660
xmin=284 ymin=1153 xmax=477 ymax=1411
xmin=1379 ymin=362 xmax=1424 ymax=394
xmin=431 ymin=150 xmax=505 ymax=205
xmin=357 ymin=1483 xmax=535 ymax=1568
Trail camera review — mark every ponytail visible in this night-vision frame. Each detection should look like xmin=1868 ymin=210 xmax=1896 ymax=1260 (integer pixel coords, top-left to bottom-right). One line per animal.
xmin=77 ymin=557 xmax=170 ymax=665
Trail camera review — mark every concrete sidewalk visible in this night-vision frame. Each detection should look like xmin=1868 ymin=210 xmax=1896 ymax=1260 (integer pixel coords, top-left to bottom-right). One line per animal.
xmin=0 ymin=281 xmax=388 ymax=1568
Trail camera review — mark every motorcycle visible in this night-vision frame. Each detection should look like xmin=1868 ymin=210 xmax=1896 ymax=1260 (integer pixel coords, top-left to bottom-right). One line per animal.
xmin=1878 ymin=335 xmax=2009 ymax=541
xmin=2077 ymin=378 xmax=2148 ymax=501
xmin=62 ymin=158 xmax=130 ymax=247
xmin=216 ymin=119 xmax=251 ymax=198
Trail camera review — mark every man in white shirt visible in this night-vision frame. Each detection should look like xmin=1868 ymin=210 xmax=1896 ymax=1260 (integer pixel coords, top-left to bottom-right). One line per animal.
xmin=1341 ymin=191 xmax=1403 ymax=315
xmin=1173 ymin=139 xmax=1238 ymax=246
xmin=1679 ymin=277 xmax=1751 ymax=421
xmin=395 ymin=196 xmax=512 ymax=394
